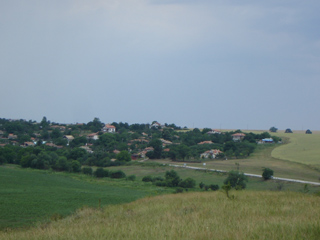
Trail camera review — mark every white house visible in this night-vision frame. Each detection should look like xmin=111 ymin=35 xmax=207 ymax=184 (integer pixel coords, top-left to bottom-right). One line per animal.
xmin=102 ymin=124 xmax=116 ymax=133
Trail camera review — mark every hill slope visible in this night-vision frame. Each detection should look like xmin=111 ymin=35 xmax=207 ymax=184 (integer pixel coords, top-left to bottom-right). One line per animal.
xmin=2 ymin=191 xmax=320 ymax=240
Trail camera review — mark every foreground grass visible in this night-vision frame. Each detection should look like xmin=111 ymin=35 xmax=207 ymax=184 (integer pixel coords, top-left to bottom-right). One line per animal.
xmin=0 ymin=165 xmax=169 ymax=230
xmin=1 ymin=191 xmax=320 ymax=240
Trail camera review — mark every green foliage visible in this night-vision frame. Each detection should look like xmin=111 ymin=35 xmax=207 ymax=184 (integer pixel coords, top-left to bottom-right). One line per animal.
xmin=127 ymin=175 xmax=136 ymax=181
xmin=269 ymin=126 xmax=278 ymax=133
xmin=94 ymin=167 xmax=109 ymax=178
xmin=178 ymin=178 xmax=196 ymax=188
xmin=110 ymin=170 xmax=126 ymax=179
xmin=82 ymin=167 xmax=93 ymax=175
xmin=199 ymin=182 xmax=204 ymax=189
xmin=221 ymin=182 xmax=234 ymax=199
xmin=262 ymin=168 xmax=274 ymax=180
xmin=116 ymin=150 xmax=131 ymax=162
xmin=209 ymin=184 xmax=219 ymax=191
xmin=223 ymin=170 xmax=248 ymax=189
xmin=142 ymin=175 xmax=153 ymax=182
xmin=71 ymin=160 xmax=81 ymax=173
xmin=165 ymin=170 xmax=181 ymax=187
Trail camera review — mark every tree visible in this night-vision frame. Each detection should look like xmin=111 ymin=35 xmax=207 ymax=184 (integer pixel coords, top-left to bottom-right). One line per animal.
xmin=178 ymin=178 xmax=196 ymax=188
xmin=285 ymin=128 xmax=293 ymax=133
xmin=223 ymin=170 xmax=248 ymax=189
xmin=269 ymin=126 xmax=278 ymax=133
xmin=71 ymin=160 xmax=81 ymax=173
xmin=116 ymin=150 xmax=131 ymax=162
xmin=165 ymin=170 xmax=181 ymax=187
xmin=262 ymin=168 xmax=274 ymax=180
xmin=94 ymin=167 xmax=109 ymax=178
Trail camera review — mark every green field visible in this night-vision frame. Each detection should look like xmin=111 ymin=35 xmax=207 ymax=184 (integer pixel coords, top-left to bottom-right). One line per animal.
xmin=271 ymin=131 xmax=320 ymax=169
xmin=0 ymin=165 xmax=170 ymax=230
xmin=1 ymin=191 xmax=320 ymax=240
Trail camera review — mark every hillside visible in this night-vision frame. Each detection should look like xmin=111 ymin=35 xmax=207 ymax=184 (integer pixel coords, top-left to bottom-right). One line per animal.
xmin=1 ymin=191 xmax=319 ymax=240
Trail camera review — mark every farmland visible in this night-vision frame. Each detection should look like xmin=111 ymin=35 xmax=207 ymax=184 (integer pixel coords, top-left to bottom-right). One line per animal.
xmin=1 ymin=191 xmax=320 ymax=240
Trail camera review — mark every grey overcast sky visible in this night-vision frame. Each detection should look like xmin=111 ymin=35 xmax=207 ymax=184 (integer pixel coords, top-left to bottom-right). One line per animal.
xmin=1 ymin=0 xmax=320 ymax=130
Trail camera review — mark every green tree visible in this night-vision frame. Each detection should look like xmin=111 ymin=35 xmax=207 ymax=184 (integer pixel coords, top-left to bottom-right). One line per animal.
xmin=223 ymin=170 xmax=248 ymax=189
xmin=269 ymin=126 xmax=278 ymax=133
xmin=178 ymin=178 xmax=196 ymax=188
xmin=116 ymin=150 xmax=131 ymax=162
xmin=262 ymin=168 xmax=274 ymax=180
xmin=71 ymin=160 xmax=81 ymax=173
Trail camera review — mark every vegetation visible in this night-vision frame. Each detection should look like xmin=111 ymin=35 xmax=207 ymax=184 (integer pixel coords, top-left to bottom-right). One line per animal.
xmin=1 ymin=191 xmax=320 ymax=240
xmin=223 ymin=170 xmax=248 ymax=189
xmin=262 ymin=167 xmax=274 ymax=180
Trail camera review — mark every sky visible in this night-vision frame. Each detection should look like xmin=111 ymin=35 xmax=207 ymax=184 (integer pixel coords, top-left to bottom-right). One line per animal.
xmin=1 ymin=0 xmax=320 ymax=130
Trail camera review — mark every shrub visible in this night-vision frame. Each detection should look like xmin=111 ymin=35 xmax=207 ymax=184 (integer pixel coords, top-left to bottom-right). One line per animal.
xmin=110 ymin=170 xmax=126 ymax=179
xmin=178 ymin=178 xmax=196 ymax=188
xmin=175 ymin=188 xmax=184 ymax=193
xmin=262 ymin=168 xmax=274 ymax=180
xmin=223 ymin=170 xmax=248 ymax=189
xmin=142 ymin=175 xmax=153 ymax=182
xmin=127 ymin=175 xmax=136 ymax=181
xmin=199 ymin=182 xmax=205 ymax=189
xmin=209 ymin=184 xmax=219 ymax=191
xmin=94 ymin=167 xmax=109 ymax=178
xmin=71 ymin=160 xmax=81 ymax=173
xmin=82 ymin=167 xmax=93 ymax=175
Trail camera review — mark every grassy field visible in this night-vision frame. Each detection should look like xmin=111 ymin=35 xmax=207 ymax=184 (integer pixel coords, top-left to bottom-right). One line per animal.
xmin=1 ymin=191 xmax=320 ymax=240
xmin=270 ymin=130 xmax=320 ymax=169
xmin=0 ymin=165 xmax=171 ymax=230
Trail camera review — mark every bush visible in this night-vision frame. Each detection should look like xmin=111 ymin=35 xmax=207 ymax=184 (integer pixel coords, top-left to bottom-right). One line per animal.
xmin=82 ymin=167 xmax=93 ymax=175
xmin=142 ymin=175 xmax=153 ymax=182
xmin=127 ymin=175 xmax=136 ymax=181
xmin=223 ymin=170 xmax=248 ymax=189
xmin=209 ymin=184 xmax=219 ymax=191
xmin=71 ymin=160 xmax=81 ymax=173
xmin=199 ymin=182 xmax=205 ymax=189
xmin=94 ymin=167 xmax=109 ymax=178
xmin=110 ymin=170 xmax=126 ymax=179
xmin=262 ymin=168 xmax=274 ymax=180
xmin=178 ymin=178 xmax=196 ymax=188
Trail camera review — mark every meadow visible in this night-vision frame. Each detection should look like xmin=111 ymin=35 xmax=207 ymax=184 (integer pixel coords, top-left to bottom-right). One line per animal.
xmin=271 ymin=130 xmax=320 ymax=169
xmin=1 ymin=191 xmax=320 ymax=240
xmin=0 ymin=165 xmax=171 ymax=230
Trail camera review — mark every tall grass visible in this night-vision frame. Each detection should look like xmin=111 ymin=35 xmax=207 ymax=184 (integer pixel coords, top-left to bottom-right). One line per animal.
xmin=1 ymin=191 xmax=319 ymax=240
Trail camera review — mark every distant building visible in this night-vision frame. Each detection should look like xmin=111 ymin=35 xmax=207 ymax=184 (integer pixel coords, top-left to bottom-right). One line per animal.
xmin=200 ymin=149 xmax=223 ymax=159
xmin=102 ymin=124 xmax=116 ymax=133
xmin=231 ymin=133 xmax=246 ymax=141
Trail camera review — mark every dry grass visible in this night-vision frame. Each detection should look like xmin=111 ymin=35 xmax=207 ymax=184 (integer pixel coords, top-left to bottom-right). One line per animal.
xmin=1 ymin=191 xmax=320 ymax=240
xmin=271 ymin=131 xmax=320 ymax=169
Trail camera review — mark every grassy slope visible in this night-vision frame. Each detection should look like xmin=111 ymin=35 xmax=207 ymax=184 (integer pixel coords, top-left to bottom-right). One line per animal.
xmin=0 ymin=165 xmax=165 ymax=230
xmin=271 ymin=131 xmax=320 ymax=168
xmin=1 ymin=191 xmax=320 ymax=240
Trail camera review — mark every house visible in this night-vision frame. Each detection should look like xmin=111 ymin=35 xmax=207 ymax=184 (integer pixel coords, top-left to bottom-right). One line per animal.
xmin=231 ymin=133 xmax=246 ymax=141
xmin=261 ymin=138 xmax=274 ymax=144
xmin=80 ymin=145 xmax=93 ymax=154
xmin=113 ymin=149 xmax=120 ymax=154
xmin=159 ymin=138 xmax=172 ymax=146
xmin=45 ymin=143 xmax=63 ymax=149
xmin=50 ymin=125 xmax=66 ymax=131
xmin=23 ymin=142 xmax=35 ymax=147
xmin=200 ymin=149 xmax=223 ymax=159
xmin=63 ymin=135 xmax=74 ymax=144
xmin=207 ymin=129 xmax=221 ymax=135
xmin=198 ymin=141 xmax=214 ymax=145
xmin=8 ymin=134 xmax=18 ymax=140
xmin=0 ymin=130 xmax=4 ymax=135
xmin=87 ymin=132 xmax=99 ymax=140
xmin=102 ymin=124 xmax=116 ymax=133
xmin=150 ymin=121 xmax=161 ymax=129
